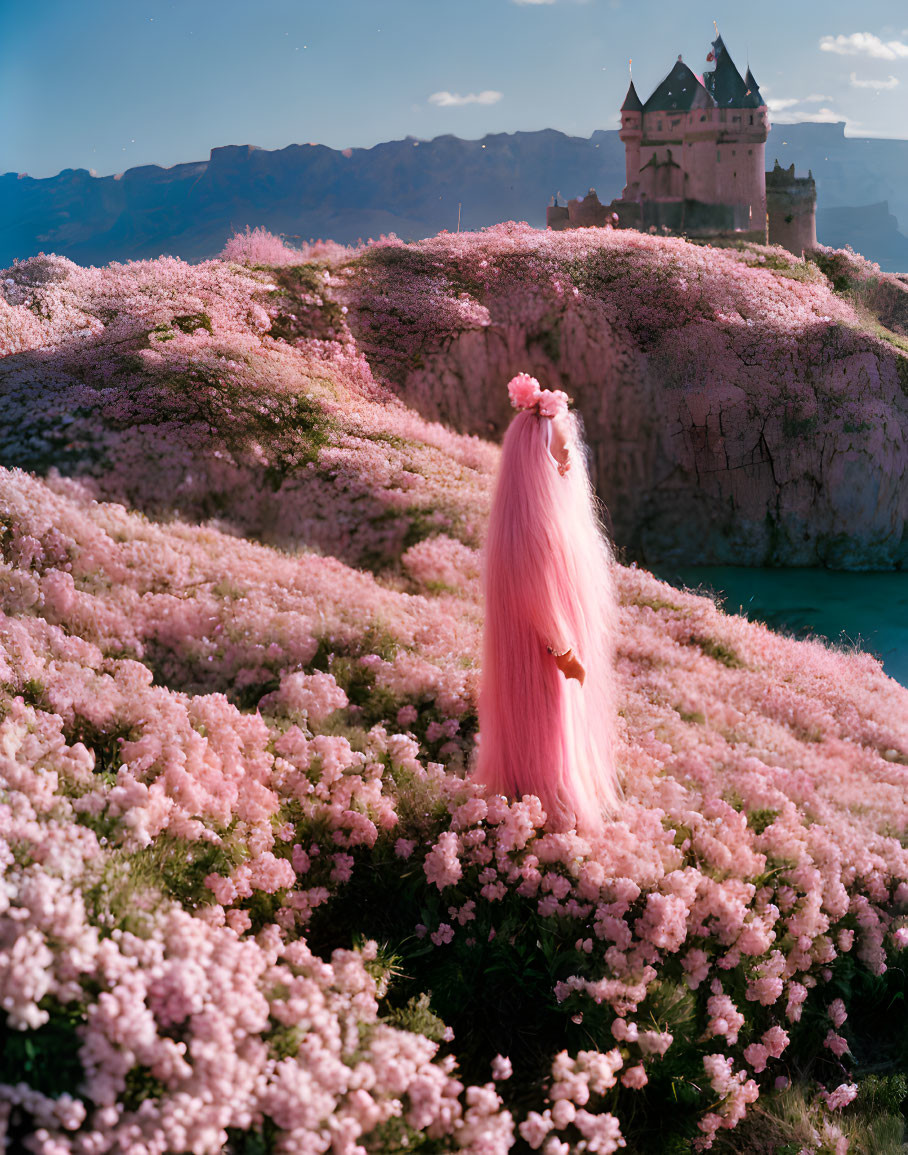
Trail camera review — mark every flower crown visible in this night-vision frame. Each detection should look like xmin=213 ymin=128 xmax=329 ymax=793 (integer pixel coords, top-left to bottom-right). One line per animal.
xmin=507 ymin=372 xmax=569 ymax=419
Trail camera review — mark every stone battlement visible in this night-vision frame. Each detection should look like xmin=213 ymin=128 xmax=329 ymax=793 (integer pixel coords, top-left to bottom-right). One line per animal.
xmin=766 ymin=160 xmax=817 ymax=253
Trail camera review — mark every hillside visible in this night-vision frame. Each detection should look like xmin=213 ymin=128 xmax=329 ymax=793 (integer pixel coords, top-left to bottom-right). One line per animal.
xmin=2 ymin=226 xmax=906 ymax=573
xmin=0 ymin=229 xmax=907 ymax=1153
xmin=2 ymin=122 xmax=907 ymax=271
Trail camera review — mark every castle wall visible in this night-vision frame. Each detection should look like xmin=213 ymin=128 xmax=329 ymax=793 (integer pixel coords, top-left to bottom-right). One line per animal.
xmin=568 ymin=193 xmax=611 ymax=228
xmin=766 ymin=169 xmax=818 ymax=255
xmin=619 ymin=106 xmax=769 ymax=241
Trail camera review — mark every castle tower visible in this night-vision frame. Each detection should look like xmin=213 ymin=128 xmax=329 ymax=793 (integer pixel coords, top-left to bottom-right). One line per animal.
xmin=696 ymin=35 xmax=768 ymax=232
xmin=766 ymin=160 xmax=818 ymax=255
xmin=547 ymin=31 xmax=780 ymax=243
xmin=616 ymin=39 xmax=769 ymax=237
xmin=619 ymin=80 xmax=643 ymax=198
xmin=546 ymin=193 xmax=570 ymax=230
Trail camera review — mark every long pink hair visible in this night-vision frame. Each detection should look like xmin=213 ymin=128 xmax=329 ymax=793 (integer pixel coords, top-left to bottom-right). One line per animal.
xmin=472 ymin=403 xmax=623 ymax=834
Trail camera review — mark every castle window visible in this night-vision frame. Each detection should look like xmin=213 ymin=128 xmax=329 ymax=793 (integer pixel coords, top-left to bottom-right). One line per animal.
xmin=732 ymin=149 xmax=736 ymax=156
xmin=700 ymin=115 xmax=706 ymax=122
xmin=717 ymin=150 xmax=721 ymax=162
xmin=749 ymin=115 xmax=754 ymax=124
xmin=748 ymin=149 xmax=753 ymax=155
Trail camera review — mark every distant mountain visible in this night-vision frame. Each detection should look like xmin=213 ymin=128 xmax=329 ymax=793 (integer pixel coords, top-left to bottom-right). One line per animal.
xmin=816 ymin=202 xmax=908 ymax=273
xmin=2 ymin=122 xmax=907 ymax=271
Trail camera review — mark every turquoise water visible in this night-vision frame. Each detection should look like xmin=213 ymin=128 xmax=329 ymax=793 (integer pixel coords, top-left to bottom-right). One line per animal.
xmin=648 ymin=566 xmax=908 ymax=690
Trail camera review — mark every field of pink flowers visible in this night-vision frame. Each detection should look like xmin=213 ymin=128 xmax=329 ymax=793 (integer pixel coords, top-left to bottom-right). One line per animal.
xmin=0 ymin=226 xmax=907 ymax=1154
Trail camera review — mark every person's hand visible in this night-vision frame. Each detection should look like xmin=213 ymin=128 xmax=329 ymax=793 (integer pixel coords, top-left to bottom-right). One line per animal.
xmin=555 ymin=648 xmax=586 ymax=685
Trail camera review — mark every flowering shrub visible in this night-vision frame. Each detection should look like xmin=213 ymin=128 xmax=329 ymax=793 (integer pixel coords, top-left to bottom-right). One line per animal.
xmin=0 ymin=236 xmax=907 ymax=1152
xmin=806 ymin=243 xmax=908 ymax=345
xmin=0 ymin=249 xmax=495 ymax=571
xmin=219 ymin=225 xmax=359 ymax=268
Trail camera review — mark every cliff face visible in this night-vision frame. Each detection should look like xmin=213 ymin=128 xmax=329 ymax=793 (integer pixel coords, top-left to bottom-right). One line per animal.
xmin=338 ymin=225 xmax=908 ymax=570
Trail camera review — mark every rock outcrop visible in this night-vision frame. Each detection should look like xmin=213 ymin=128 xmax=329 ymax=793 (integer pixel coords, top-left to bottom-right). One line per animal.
xmin=339 ymin=226 xmax=908 ymax=570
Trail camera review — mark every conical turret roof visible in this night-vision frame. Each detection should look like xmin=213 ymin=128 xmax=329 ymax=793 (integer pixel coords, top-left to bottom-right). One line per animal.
xmin=744 ymin=66 xmax=765 ymax=108
xmin=703 ymin=35 xmax=755 ymax=108
xmin=621 ymin=80 xmax=643 ymax=112
xmin=643 ymin=58 xmax=715 ymax=112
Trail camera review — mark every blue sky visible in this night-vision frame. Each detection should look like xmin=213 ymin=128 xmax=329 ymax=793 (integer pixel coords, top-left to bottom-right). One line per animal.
xmin=3 ymin=0 xmax=907 ymax=179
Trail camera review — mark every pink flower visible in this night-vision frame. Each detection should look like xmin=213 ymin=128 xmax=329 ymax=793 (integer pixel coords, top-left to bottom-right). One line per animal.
xmin=424 ymin=831 xmax=462 ymax=890
xmin=824 ymin=1083 xmax=859 ymax=1111
xmin=397 ymin=704 xmax=418 ymax=726
xmin=761 ymin=1025 xmax=790 ymax=1058
xmin=823 ymin=1029 xmax=850 ymax=1058
xmin=226 ymin=908 xmax=252 ymax=935
xmin=491 ymin=1054 xmax=512 ymax=1080
xmin=611 ymin=1018 xmax=638 ymax=1043
xmin=536 ymin=389 xmax=569 ymax=418
xmin=827 ymin=998 xmax=847 ymax=1029
xmin=205 ymin=872 xmax=238 ymax=906
xmin=519 ymin=1111 xmax=553 ymax=1148
xmin=550 ymin=1099 xmax=576 ymax=1128
xmin=638 ymin=1029 xmax=673 ymax=1056
xmin=395 ymin=838 xmax=417 ymax=859
xmin=620 ymin=1064 xmax=648 ymax=1090
xmin=743 ymin=1043 xmax=769 ymax=1073
xmin=248 ymin=852 xmax=296 ymax=893
xmin=706 ymin=993 xmax=745 ymax=1045
xmin=330 ymin=853 xmax=354 ymax=883
xmin=507 ymin=372 xmax=542 ymax=410
xmin=573 ymin=1109 xmax=625 ymax=1153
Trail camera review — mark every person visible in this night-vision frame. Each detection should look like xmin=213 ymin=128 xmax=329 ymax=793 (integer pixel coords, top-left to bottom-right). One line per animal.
xmin=471 ymin=372 xmax=623 ymax=835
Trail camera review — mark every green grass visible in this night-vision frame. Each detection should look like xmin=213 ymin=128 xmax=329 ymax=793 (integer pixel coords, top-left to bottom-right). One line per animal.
xmin=688 ymin=634 xmax=746 ymax=669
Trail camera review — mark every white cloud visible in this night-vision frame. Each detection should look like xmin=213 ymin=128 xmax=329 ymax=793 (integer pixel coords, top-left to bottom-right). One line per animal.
xmin=819 ymin=32 xmax=908 ymax=60
xmin=770 ymin=104 xmax=859 ymax=131
xmin=767 ymin=90 xmax=860 ymax=130
xmin=766 ymin=94 xmax=829 ymax=112
xmin=428 ymin=90 xmax=503 ymax=107
xmin=794 ymin=108 xmax=850 ymax=123
xmin=849 ymin=71 xmax=900 ymax=89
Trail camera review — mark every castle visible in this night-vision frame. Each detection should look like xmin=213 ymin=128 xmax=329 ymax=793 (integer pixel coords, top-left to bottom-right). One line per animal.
xmin=547 ymin=35 xmax=817 ymax=255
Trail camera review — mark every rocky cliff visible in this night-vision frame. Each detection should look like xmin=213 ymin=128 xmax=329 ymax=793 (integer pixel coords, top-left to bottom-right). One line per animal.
xmin=336 ymin=225 xmax=908 ymax=570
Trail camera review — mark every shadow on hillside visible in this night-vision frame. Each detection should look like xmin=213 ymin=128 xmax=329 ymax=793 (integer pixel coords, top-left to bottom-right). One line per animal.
xmin=0 ymin=312 xmax=444 ymax=574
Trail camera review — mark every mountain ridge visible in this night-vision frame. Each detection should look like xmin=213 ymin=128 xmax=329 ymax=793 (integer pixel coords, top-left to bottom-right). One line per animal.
xmin=3 ymin=123 xmax=907 ymax=271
